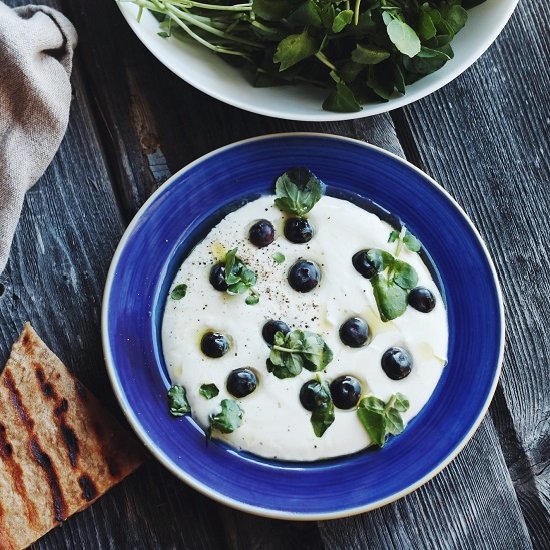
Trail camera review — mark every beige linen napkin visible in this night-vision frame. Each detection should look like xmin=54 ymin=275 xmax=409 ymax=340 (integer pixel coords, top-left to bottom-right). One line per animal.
xmin=0 ymin=3 xmax=77 ymax=274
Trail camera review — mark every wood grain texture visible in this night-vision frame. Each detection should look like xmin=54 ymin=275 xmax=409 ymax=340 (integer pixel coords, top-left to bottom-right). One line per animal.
xmin=392 ymin=2 xmax=550 ymax=548
xmin=0 ymin=0 xmax=547 ymax=548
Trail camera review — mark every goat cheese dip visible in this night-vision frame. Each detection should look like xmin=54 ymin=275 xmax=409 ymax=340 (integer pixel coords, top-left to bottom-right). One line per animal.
xmin=162 ymin=192 xmax=448 ymax=462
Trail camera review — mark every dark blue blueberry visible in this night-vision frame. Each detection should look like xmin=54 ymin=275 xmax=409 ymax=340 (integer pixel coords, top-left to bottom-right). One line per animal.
xmin=209 ymin=263 xmax=228 ymax=291
xmin=339 ymin=317 xmax=370 ymax=348
xmin=284 ymin=218 xmax=313 ymax=244
xmin=249 ymin=219 xmax=275 ymax=248
xmin=408 ymin=287 xmax=436 ymax=313
xmin=262 ymin=320 xmax=290 ymax=345
xmin=352 ymin=250 xmax=378 ymax=279
xmin=227 ymin=368 xmax=257 ymax=398
xmin=330 ymin=376 xmax=362 ymax=409
xmin=288 ymin=260 xmax=320 ymax=293
xmin=381 ymin=347 xmax=412 ymax=380
xmin=201 ymin=332 xmax=229 ymax=358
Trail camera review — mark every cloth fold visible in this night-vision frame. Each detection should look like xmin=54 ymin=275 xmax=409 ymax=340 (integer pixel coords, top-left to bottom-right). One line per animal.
xmin=0 ymin=2 xmax=77 ymax=273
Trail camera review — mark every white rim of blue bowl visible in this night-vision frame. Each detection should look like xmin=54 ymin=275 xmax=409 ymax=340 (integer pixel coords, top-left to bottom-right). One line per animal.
xmin=102 ymin=133 xmax=505 ymax=519
xmin=117 ymin=1 xmax=518 ymax=121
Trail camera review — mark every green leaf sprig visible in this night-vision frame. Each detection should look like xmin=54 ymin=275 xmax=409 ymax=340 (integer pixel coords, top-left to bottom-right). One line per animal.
xmin=357 ymin=393 xmax=410 ymax=447
xmin=274 ymin=167 xmax=324 ymax=217
xmin=131 ymin=0 xmax=481 ymax=113
xmin=367 ymin=226 xmax=421 ymax=321
xmin=167 ymin=385 xmax=191 ymax=417
xmin=199 ymin=383 xmax=219 ymax=400
xmin=267 ymin=329 xmax=333 ymax=379
xmin=209 ymin=399 xmax=244 ymax=434
xmin=170 ymin=283 xmax=188 ymax=300
xmin=308 ymin=378 xmax=335 ymax=437
xmin=223 ymin=247 xmax=259 ymax=305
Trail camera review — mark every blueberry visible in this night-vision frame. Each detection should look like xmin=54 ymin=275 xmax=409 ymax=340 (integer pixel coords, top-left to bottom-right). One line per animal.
xmin=262 ymin=320 xmax=290 ymax=345
xmin=339 ymin=317 xmax=370 ymax=348
xmin=288 ymin=260 xmax=320 ymax=292
xmin=284 ymin=218 xmax=313 ymax=244
xmin=200 ymin=332 xmax=229 ymax=358
xmin=352 ymin=250 xmax=379 ymax=279
xmin=249 ymin=219 xmax=275 ymax=248
xmin=408 ymin=287 xmax=436 ymax=313
xmin=209 ymin=263 xmax=228 ymax=291
xmin=381 ymin=347 xmax=412 ymax=380
xmin=330 ymin=376 xmax=362 ymax=409
xmin=227 ymin=368 xmax=257 ymax=398
xmin=299 ymin=380 xmax=325 ymax=411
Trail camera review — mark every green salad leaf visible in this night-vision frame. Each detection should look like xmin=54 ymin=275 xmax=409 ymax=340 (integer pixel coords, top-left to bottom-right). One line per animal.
xmin=309 ymin=379 xmax=335 ymax=437
xmin=209 ymin=399 xmax=244 ymax=434
xmin=267 ymin=329 xmax=333 ymax=379
xmin=274 ymin=167 xmax=324 ymax=217
xmin=221 ymin=248 xmax=259 ymax=304
xmin=133 ymin=0 xmax=484 ymax=113
xmin=357 ymin=393 xmax=410 ymax=447
xmin=167 ymin=385 xmax=191 ymax=417
xmin=170 ymin=284 xmax=188 ymax=300
xmin=199 ymin=383 xmax=219 ymax=400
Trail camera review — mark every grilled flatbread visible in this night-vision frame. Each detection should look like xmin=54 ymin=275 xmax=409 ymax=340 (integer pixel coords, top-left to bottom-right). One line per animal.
xmin=0 ymin=324 xmax=144 ymax=549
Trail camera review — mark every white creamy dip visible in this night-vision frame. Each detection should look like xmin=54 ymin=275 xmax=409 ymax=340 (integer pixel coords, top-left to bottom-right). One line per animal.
xmin=162 ymin=195 xmax=448 ymax=461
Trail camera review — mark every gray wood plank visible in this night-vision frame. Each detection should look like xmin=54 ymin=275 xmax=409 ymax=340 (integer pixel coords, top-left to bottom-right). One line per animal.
xmin=0 ymin=1 xmax=226 ymax=549
xmin=391 ymin=2 xmax=550 ymax=548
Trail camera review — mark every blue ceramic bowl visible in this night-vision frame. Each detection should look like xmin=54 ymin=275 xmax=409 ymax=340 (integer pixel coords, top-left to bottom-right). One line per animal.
xmin=102 ymin=134 xmax=504 ymax=519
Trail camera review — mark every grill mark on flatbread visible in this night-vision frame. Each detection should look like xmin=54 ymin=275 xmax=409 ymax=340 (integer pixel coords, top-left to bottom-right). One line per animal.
xmin=54 ymin=398 xmax=68 ymax=417
xmin=92 ymin=420 xmax=121 ymax=478
xmin=78 ymin=475 xmax=98 ymax=501
xmin=60 ymin=424 xmax=79 ymax=468
xmin=0 ymin=424 xmax=39 ymax=530
xmin=34 ymin=365 xmax=55 ymax=399
xmin=3 ymin=371 xmax=34 ymax=430
xmin=28 ymin=437 xmax=67 ymax=522
xmin=34 ymin=365 xmax=81 ymax=469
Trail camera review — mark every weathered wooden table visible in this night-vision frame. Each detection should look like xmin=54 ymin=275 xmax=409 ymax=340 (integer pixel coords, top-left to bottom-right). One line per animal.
xmin=1 ymin=1 xmax=548 ymax=548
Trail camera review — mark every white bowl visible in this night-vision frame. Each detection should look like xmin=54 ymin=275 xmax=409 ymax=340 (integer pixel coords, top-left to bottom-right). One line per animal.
xmin=117 ymin=1 xmax=518 ymax=121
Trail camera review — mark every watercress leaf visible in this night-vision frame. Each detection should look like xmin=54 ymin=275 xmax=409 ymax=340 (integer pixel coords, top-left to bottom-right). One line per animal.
xmin=167 ymin=385 xmax=191 ymax=417
xmin=386 ymin=19 xmax=421 ymax=58
xmin=417 ymin=12 xmax=436 ymax=41
xmin=287 ymin=0 xmax=322 ymax=28
xmin=273 ymin=331 xmax=287 ymax=347
xmin=357 ymin=404 xmax=387 ymax=447
xmin=443 ymin=5 xmax=468 ymax=35
xmin=404 ymin=231 xmax=422 ymax=252
xmin=366 ymin=248 xmax=394 ymax=271
xmin=170 ymin=284 xmax=188 ymax=300
xmin=386 ymin=407 xmax=405 ymax=435
xmin=393 ymin=392 xmax=410 ymax=412
xmin=252 ymin=0 xmax=302 ymax=21
xmin=372 ymin=274 xmax=408 ymax=321
xmin=209 ymin=399 xmax=243 ymax=434
xmin=332 ymin=9 xmax=353 ymax=33
xmin=302 ymin=333 xmax=333 ymax=371
xmin=392 ymin=259 xmax=419 ymax=290
xmin=227 ymin=281 xmax=248 ymax=295
xmin=157 ymin=31 xmax=170 ymax=38
xmin=367 ymin=63 xmax=395 ymax=101
xmin=274 ymin=167 xmax=324 ymax=216
xmin=273 ymin=29 xmax=319 ymax=71
xmin=273 ymin=252 xmax=285 ymax=263
xmin=245 ymin=294 xmax=260 ymax=305
xmin=322 ymin=80 xmax=362 ymax=113
xmin=351 ymin=44 xmax=390 ymax=65
xmin=199 ymin=383 xmax=219 ymax=400
xmin=340 ymin=60 xmax=365 ymax=83
xmin=393 ymin=63 xmax=406 ymax=94
xmin=270 ymin=354 xmax=303 ymax=379
xmin=268 ymin=349 xmax=284 ymax=366
xmin=360 ymin=395 xmax=386 ymax=412
xmin=319 ymin=3 xmax=336 ymax=29
xmin=240 ymin=266 xmax=257 ymax=285
xmin=311 ymin=400 xmax=335 ymax=436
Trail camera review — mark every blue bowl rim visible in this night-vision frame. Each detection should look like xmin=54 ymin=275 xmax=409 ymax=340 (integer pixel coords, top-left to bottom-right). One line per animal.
xmin=101 ymin=133 xmax=505 ymax=520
